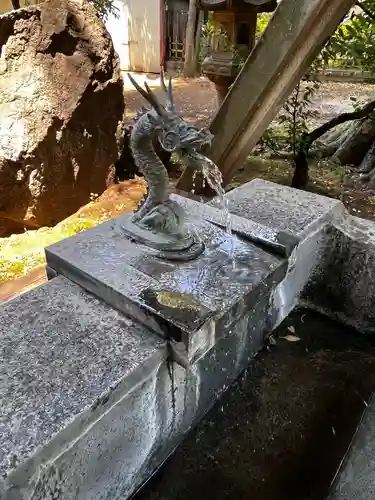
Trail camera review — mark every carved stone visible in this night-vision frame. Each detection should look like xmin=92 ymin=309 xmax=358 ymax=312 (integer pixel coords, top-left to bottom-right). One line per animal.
xmin=199 ymin=0 xmax=277 ymax=105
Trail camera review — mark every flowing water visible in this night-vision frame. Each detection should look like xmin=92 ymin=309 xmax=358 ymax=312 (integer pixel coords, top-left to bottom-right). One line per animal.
xmin=200 ymin=157 xmax=230 ymax=231
xmin=198 ymin=155 xmax=234 ymax=258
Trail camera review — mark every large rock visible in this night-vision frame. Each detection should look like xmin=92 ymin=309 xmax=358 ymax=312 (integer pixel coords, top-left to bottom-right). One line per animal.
xmin=0 ymin=0 xmax=125 ymax=236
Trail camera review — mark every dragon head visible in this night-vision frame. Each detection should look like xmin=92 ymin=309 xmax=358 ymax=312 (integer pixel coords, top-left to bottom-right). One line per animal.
xmin=128 ymin=72 xmax=213 ymax=168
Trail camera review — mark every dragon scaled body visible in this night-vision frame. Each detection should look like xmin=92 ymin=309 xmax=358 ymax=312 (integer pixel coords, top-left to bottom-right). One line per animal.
xmin=128 ymin=72 xmax=213 ymax=239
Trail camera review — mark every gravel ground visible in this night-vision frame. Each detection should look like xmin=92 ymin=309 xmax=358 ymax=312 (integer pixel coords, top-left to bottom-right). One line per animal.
xmin=123 ymin=75 xmax=375 ymax=128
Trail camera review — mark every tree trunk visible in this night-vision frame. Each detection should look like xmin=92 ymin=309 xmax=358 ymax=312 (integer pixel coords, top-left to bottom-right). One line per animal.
xmin=359 ymin=139 xmax=375 ymax=174
xmin=11 ymin=0 xmax=20 ymax=9
xmin=194 ymin=10 xmax=204 ymax=73
xmin=333 ymin=115 xmax=375 ymax=166
xmin=292 ymin=150 xmax=310 ymax=189
xmin=290 ymin=99 xmax=375 ymax=189
xmin=183 ymin=0 xmax=198 ymax=77
xmin=312 ymin=123 xmax=354 ymax=158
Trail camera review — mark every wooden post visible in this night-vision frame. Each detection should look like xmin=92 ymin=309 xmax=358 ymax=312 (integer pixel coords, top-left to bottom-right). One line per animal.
xmin=177 ymin=0 xmax=356 ymax=193
xmin=194 ymin=9 xmax=204 ymax=73
xmin=183 ymin=0 xmax=198 ymax=77
xmin=160 ymin=0 xmax=166 ymax=69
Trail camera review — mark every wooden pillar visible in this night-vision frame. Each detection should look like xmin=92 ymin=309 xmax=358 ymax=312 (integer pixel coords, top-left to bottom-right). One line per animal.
xmin=177 ymin=0 xmax=356 ymax=193
xmin=160 ymin=0 xmax=166 ymax=69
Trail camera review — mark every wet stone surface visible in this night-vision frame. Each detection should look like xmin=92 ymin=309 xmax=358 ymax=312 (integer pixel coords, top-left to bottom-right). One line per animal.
xmin=327 ymin=393 xmax=375 ymax=500
xmin=223 ymin=179 xmax=344 ymax=236
xmin=132 ymin=309 xmax=375 ymax=500
xmin=303 ymin=217 xmax=375 ymax=335
xmin=46 ymin=209 xmax=287 ymax=362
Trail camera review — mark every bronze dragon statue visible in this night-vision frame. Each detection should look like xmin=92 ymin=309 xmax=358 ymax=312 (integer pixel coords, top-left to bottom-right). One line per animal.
xmin=124 ymin=71 xmax=215 ymax=259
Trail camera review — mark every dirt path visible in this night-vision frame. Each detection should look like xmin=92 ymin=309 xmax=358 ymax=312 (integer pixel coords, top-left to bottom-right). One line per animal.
xmin=123 ymin=73 xmax=216 ymax=127
xmin=124 ymin=74 xmax=375 ymax=128
xmin=311 ymin=80 xmax=375 ymax=122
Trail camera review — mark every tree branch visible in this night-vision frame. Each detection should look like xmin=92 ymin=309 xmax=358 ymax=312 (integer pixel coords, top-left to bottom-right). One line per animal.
xmin=292 ymin=98 xmax=375 ymax=189
xmin=305 ymin=98 xmax=375 ymax=149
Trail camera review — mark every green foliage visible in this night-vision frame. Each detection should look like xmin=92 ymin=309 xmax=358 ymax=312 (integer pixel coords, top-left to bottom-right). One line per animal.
xmin=89 ymin=0 xmax=119 ymax=21
xmin=0 ymin=218 xmax=96 ymax=284
xmin=325 ymin=1 xmax=375 ymax=71
xmin=262 ymin=78 xmax=321 ymax=157
xmin=200 ymin=18 xmax=246 ymax=68
xmin=256 ymin=13 xmax=272 ymax=38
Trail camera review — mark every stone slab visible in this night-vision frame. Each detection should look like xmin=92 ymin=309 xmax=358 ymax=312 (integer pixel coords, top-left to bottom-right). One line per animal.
xmin=302 ymin=215 xmax=375 ymax=335
xmin=222 ymin=179 xmax=345 ymax=238
xmin=327 ymin=393 xmax=375 ymax=500
xmin=45 ymin=208 xmax=287 ymax=364
xmin=171 ymin=194 xmax=299 ymax=257
xmin=0 ymin=276 xmax=166 ymax=497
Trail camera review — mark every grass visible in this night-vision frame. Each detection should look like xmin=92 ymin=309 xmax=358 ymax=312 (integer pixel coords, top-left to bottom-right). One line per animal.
xmin=0 ymin=218 xmax=97 ymax=284
xmin=0 ymin=177 xmax=147 ymax=285
xmin=229 ymin=156 xmax=351 ymax=200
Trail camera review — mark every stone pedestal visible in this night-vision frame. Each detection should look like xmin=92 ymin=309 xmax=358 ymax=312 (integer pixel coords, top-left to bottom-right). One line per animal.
xmin=45 ymin=195 xmax=290 ymax=366
xmin=202 ymin=52 xmax=239 ymax=106
xmin=201 ymin=8 xmax=257 ymax=105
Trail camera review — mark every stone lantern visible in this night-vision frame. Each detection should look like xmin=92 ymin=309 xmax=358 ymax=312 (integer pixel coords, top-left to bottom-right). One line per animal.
xmin=197 ymin=0 xmax=277 ymax=104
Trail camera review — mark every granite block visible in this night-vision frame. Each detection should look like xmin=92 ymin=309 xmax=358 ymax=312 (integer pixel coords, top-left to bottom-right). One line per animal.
xmin=327 ymin=393 xmax=375 ymax=500
xmin=170 ymin=194 xmax=299 ymax=257
xmin=222 ymin=178 xmax=345 ymax=238
xmin=1 ymin=180 xmax=360 ymax=500
xmin=302 ymin=216 xmax=375 ymax=334
xmin=0 ymin=276 xmax=166 ymax=498
xmin=45 ymin=210 xmax=287 ymax=364
xmin=198 ymin=179 xmax=345 ymax=331
xmin=185 ymin=277 xmax=272 ymax=422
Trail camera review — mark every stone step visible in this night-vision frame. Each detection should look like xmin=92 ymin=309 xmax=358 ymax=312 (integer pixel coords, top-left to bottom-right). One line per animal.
xmin=327 ymin=393 xmax=375 ymax=500
xmin=0 ymin=271 xmax=274 ymax=500
xmin=0 ymin=276 xmax=168 ymax=500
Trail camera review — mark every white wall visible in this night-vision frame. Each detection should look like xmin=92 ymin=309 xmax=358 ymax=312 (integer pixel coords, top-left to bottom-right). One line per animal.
xmin=106 ymin=0 xmax=161 ymax=74
xmin=105 ymin=0 xmax=130 ymax=71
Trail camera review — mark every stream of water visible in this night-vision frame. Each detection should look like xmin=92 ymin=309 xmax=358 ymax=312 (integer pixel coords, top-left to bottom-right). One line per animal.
xmin=200 ymin=157 xmax=231 ymax=234
xmin=199 ymin=157 xmax=234 ymax=259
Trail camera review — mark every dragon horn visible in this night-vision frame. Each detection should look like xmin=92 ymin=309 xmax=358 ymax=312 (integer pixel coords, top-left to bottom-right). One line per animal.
xmin=144 ymin=81 xmax=167 ymax=116
xmin=160 ymin=69 xmax=175 ymax=112
xmin=160 ymin=69 xmax=168 ymax=93
xmin=127 ymin=73 xmax=166 ymax=116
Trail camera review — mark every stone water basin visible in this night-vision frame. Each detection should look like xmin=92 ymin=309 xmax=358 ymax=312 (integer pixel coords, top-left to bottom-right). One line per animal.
xmin=132 ymin=308 xmax=375 ymax=500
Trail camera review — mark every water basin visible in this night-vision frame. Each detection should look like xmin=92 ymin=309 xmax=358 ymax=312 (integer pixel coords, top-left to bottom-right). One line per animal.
xmin=131 ymin=308 xmax=375 ymax=500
